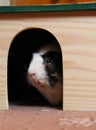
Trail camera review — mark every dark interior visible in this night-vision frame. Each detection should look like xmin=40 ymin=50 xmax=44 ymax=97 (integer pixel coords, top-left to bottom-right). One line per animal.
xmin=8 ymin=28 xmax=63 ymax=109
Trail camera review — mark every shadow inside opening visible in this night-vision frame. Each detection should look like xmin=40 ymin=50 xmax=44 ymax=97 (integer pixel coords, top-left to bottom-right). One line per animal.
xmin=8 ymin=28 xmax=63 ymax=109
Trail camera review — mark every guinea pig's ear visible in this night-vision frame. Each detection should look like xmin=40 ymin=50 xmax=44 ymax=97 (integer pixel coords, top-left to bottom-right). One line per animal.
xmin=55 ymin=52 xmax=62 ymax=62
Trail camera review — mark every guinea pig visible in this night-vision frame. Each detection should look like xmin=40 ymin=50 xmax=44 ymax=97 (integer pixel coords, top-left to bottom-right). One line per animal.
xmin=27 ymin=45 xmax=63 ymax=105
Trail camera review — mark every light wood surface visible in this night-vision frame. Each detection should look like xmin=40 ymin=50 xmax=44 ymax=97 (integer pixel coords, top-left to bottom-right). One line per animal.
xmin=0 ymin=0 xmax=10 ymax=6
xmin=0 ymin=11 xmax=96 ymax=110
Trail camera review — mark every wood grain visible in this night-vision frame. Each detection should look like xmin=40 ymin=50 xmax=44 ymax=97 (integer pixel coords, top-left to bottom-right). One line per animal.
xmin=0 ymin=50 xmax=8 ymax=109
xmin=0 ymin=11 xmax=96 ymax=110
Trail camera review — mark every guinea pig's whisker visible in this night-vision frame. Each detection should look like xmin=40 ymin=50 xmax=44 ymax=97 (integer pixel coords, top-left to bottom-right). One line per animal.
xmin=50 ymin=73 xmax=58 ymax=77
xmin=23 ymin=65 xmax=29 ymax=84
xmin=23 ymin=75 xmax=29 ymax=84
xmin=39 ymin=73 xmax=48 ymax=78
xmin=24 ymin=65 xmax=28 ymax=71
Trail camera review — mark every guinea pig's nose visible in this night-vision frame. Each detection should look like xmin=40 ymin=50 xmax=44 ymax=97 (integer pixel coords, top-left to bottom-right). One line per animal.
xmin=29 ymin=73 xmax=36 ymax=77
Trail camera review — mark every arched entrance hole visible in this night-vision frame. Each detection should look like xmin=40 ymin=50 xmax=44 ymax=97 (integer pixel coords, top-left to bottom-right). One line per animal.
xmin=8 ymin=28 xmax=63 ymax=109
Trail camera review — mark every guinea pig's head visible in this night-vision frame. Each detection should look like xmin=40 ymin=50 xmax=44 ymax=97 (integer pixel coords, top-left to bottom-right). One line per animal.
xmin=27 ymin=51 xmax=62 ymax=87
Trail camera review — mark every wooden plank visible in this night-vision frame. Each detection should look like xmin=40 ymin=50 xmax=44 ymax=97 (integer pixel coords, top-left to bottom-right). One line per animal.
xmin=11 ymin=0 xmax=95 ymax=5
xmin=0 ymin=11 xmax=96 ymax=110
xmin=0 ymin=3 xmax=96 ymax=13
xmin=0 ymin=49 xmax=8 ymax=109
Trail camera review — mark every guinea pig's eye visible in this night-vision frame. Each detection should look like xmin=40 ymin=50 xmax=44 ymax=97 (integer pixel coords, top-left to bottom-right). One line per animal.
xmin=47 ymin=58 xmax=52 ymax=64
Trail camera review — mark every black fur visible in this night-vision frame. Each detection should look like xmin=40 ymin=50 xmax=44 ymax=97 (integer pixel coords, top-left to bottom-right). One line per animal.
xmin=42 ymin=51 xmax=62 ymax=87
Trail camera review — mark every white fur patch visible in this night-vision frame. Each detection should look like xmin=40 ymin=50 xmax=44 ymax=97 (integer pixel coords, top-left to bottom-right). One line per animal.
xmin=28 ymin=53 xmax=49 ymax=85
